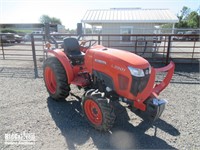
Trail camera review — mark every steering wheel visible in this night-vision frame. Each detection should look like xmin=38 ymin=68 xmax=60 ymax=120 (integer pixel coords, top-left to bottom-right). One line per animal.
xmin=80 ymin=39 xmax=97 ymax=49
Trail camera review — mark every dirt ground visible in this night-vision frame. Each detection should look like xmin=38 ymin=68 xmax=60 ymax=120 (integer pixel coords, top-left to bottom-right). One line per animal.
xmin=0 ymin=61 xmax=199 ymax=149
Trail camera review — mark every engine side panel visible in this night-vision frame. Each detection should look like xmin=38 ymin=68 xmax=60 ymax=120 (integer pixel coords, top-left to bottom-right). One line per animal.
xmin=93 ymin=70 xmax=114 ymax=90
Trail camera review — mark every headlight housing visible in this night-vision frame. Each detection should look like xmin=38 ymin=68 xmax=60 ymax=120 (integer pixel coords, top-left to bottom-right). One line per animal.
xmin=128 ymin=66 xmax=145 ymax=77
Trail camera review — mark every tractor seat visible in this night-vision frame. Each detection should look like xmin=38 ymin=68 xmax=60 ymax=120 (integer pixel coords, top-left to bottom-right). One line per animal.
xmin=63 ymin=38 xmax=84 ymax=65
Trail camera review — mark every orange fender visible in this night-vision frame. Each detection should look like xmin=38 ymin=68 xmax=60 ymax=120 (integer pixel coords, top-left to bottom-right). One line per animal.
xmin=48 ymin=49 xmax=74 ymax=83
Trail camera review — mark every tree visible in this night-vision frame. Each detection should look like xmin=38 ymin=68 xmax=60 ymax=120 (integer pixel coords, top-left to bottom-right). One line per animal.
xmin=50 ymin=17 xmax=62 ymax=25
xmin=40 ymin=15 xmax=51 ymax=24
xmin=186 ymin=11 xmax=199 ymax=28
xmin=175 ymin=6 xmax=200 ymax=28
xmin=175 ymin=20 xmax=188 ymax=28
xmin=175 ymin=6 xmax=190 ymax=28
xmin=40 ymin=15 xmax=62 ymax=25
xmin=178 ymin=6 xmax=191 ymax=21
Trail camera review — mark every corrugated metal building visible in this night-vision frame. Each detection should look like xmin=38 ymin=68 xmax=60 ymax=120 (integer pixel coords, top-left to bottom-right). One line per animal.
xmin=82 ymin=8 xmax=178 ymax=33
xmin=82 ymin=8 xmax=178 ymax=52
xmin=82 ymin=8 xmax=178 ymax=23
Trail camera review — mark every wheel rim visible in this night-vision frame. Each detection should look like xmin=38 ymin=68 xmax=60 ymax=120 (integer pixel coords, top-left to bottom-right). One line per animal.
xmin=44 ymin=67 xmax=57 ymax=94
xmin=84 ymin=99 xmax=103 ymax=125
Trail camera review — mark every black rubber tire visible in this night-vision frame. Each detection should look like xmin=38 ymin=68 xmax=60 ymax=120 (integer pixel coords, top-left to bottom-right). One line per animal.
xmin=81 ymin=89 xmax=116 ymax=131
xmin=43 ymin=57 xmax=70 ymax=101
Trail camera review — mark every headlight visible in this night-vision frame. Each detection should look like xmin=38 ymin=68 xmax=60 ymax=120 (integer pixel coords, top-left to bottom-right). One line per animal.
xmin=128 ymin=66 xmax=145 ymax=77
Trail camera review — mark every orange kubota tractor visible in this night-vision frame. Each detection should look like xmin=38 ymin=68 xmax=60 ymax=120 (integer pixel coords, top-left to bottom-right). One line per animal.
xmin=43 ymin=24 xmax=175 ymax=131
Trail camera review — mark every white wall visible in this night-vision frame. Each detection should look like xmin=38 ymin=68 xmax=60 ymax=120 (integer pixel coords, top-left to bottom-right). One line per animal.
xmin=101 ymin=23 xmax=157 ymax=56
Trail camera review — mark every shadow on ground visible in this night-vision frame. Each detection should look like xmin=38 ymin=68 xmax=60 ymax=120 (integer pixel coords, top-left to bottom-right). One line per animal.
xmin=47 ymin=96 xmax=180 ymax=149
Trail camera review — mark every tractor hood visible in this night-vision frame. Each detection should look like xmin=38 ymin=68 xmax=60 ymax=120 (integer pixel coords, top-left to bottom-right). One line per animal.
xmin=90 ymin=46 xmax=149 ymax=69
xmin=105 ymin=48 xmax=149 ymax=69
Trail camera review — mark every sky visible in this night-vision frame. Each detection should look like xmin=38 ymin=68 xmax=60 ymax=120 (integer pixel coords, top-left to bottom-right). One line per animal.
xmin=0 ymin=0 xmax=199 ymax=29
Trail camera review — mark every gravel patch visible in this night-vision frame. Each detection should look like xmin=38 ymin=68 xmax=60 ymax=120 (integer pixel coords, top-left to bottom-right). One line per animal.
xmin=0 ymin=63 xmax=199 ymax=149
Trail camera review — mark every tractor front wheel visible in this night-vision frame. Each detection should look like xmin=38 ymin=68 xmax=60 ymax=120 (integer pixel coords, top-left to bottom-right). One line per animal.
xmin=82 ymin=89 xmax=116 ymax=131
xmin=43 ymin=57 xmax=70 ymax=101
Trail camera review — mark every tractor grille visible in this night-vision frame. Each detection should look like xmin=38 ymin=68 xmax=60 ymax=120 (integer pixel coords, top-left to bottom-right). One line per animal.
xmin=130 ymin=68 xmax=150 ymax=96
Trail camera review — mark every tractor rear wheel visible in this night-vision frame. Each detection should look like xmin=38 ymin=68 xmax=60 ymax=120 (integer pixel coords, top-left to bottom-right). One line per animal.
xmin=43 ymin=57 xmax=70 ymax=101
xmin=82 ymin=89 xmax=116 ymax=131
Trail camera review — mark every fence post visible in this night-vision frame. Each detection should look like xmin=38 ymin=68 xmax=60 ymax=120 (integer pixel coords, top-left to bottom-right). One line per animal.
xmin=166 ymin=35 xmax=172 ymax=64
xmin=98 ymin=35 xmax=100 ymax=45
xmin=31 ymin=34 xmax=39 ymax=78
xmin=191 ymin=40 xmax=196 ymax=63
xmin=0 ymin=35 xmax=5 ymax=60
xmin=108 ymin=36 xmax=110 ymax=47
